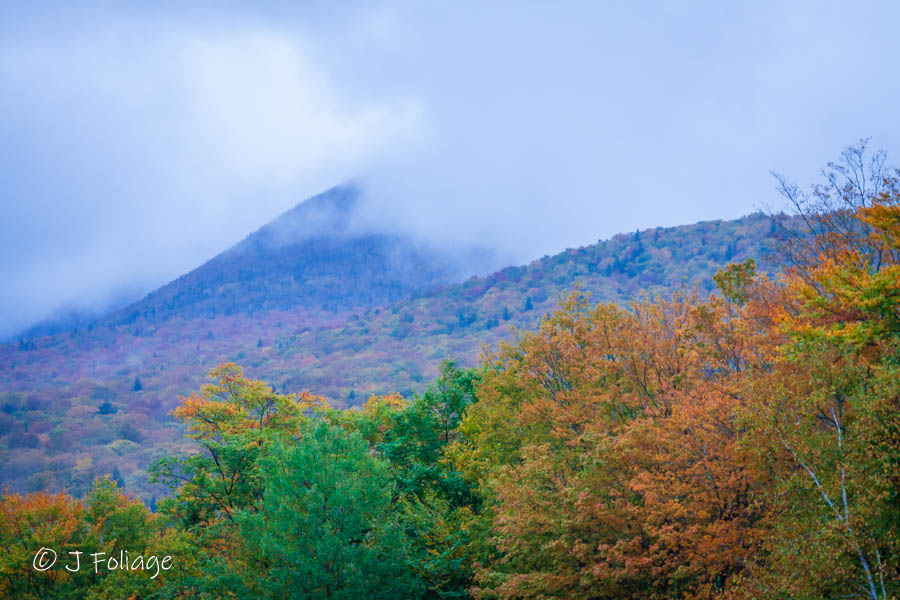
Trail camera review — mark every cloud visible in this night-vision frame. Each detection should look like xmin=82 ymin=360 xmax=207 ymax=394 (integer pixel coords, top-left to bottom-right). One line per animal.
xmin=1 ymin=1 xmax=900 ymax=339
xmin=350 ymin=1 xmax=900 ymax=261
xmin=175 ymin=31 xmax=423 ymax=185
xmin=0 ymin=19 xmax=424 ymax=338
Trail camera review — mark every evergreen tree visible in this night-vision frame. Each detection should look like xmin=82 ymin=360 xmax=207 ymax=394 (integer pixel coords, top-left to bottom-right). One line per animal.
xmin=236 ymin=423 xmax=423 ymax=599
xmin=98 ymin=400 xmax=117 ymax=415
xmin=111 ymin=467 xmax=125 ymax=489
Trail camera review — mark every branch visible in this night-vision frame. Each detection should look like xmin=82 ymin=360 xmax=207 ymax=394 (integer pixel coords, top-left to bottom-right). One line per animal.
xmin=780 ymin=436 xmax=841 ymax=521
xmin=831 ymin=406 xmax=850 ymax=524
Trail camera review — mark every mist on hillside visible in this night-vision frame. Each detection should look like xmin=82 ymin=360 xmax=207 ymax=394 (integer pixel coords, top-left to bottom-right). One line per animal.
xmin=2 ymin=2 xmax=900 ymax=338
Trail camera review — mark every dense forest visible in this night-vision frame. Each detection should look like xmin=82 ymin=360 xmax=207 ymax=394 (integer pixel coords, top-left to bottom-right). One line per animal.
xmin=0 ymin=209 xmax=779 ymax=498
xmin=2 ymin=146 xmax=899 ymax=599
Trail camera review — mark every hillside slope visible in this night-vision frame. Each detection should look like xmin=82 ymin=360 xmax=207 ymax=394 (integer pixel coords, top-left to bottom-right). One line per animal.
xmin=0 ymin=212 xmax=781 ymax=498
xmin=105 ymin=185 xmax=468 ymax=325
xmin=277 ymin=212 xmax=781 ymax=398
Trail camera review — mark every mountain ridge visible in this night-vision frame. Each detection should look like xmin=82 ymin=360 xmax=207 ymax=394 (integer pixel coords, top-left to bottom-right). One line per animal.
xmin=0 ymin=204 xmax=782 ymax=498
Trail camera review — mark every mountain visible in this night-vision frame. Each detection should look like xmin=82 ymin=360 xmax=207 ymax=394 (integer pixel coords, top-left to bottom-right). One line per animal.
xmin=0 ymin=205 xmax=782 ymax=499
xmin=8 ymin=184 xmax=468 ymax=341
xmin=105 ymin=184 xmax=470 ymax=325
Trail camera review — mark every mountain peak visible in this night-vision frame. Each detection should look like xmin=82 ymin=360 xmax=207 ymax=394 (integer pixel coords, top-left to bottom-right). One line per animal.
xmin=232 ymin=184 xmax=361 ymax=255
xmin=104 ymin=184 xmax=463 ymax=326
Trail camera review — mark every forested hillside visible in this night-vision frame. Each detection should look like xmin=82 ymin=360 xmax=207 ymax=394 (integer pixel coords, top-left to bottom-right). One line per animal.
xmin=0 ymin=211 xmax=780 ymax=498
xmin=1 ymin=149 xmax=897 ymax=600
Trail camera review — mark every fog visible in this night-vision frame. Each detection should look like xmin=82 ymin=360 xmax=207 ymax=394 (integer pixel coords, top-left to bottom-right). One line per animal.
xmin=2 ymin=1 xmax=900 ymax=339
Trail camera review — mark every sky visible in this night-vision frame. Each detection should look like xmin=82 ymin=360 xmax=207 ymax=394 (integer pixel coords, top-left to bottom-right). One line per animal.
xmin=1 ymin=1 xmax=900 ymax=339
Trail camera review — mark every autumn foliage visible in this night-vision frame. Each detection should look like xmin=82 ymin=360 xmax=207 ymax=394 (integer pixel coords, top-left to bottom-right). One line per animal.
xmin=1 ymin=144 xmax=898 ymax=599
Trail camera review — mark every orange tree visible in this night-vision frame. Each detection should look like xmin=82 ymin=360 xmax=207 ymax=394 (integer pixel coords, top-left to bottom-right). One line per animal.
xmin=450 ymin=287 xmax=773 ymax=599
xmin=0 ymin=476 xmax=180 ymax=600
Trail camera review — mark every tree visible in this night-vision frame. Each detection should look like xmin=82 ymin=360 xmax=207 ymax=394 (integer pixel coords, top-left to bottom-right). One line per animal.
xmin=0 ymin=477 xmax=177 ymax=600
xmin=771 ymin=138 xmax=899 ymax=284
xmin=149 ymin=363 xmax=330 ymax=596
xmin=451 ymin=288 xmax=774 ymax=599
xmin=377 ymin=361 xmax=482 ymax=599
xmin=734 ymin=143 xmax=900 ymax=599
xmin=0 ymin=491 xmax=92 ymax=599
xmin=151 ymin=363 xmax=328 ymax=525
xmin=110 ymin=467 xmax=125 ymax=490
xmin=234 ymin=422 xmax=422 ymax=599
xmin=713 ymin=258 xmax=756 ymax=305
xmin=97 ymin=401 xmax=117 ymax=415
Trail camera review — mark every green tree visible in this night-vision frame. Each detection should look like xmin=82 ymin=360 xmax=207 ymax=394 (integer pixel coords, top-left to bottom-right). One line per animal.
xmin=380 ymin=361 xmax=480 ymax=503
xmin=378 ymin=361 xmax=482 ymax=599
xmin=235 ymin=422 xmax=422 ymax=600
xmin=150 ymin=363 xmax=326 ymax=526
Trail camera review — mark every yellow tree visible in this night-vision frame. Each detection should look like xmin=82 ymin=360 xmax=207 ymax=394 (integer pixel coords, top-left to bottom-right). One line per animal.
xmin=149 ymin=363 xmax=330 ymax=595
xmin=734 ymin=145 xmax=900 ymax=599
xmin=152 ymin=362 xmax=328 ymax=524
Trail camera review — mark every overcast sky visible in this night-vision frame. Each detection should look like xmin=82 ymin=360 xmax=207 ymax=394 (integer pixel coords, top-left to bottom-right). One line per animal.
xmin=2 ymin=1 xmax=899 ymax=339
